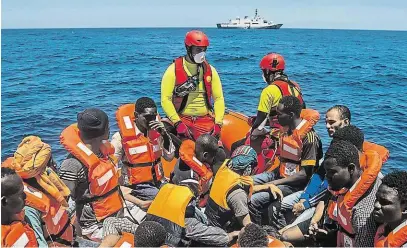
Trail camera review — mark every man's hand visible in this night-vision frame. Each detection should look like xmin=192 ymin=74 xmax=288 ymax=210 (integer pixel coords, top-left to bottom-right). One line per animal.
xmin=307 ymin=221 xmax=328 ymax=239
xmin=253 ymin=184 xmax=268 ymax=193
xmin=253 ymin=184 xmax=283 ymax=200
xmin=149 ymin=120 xmax=167 ymax=136
xmin=136 ymin=199 xmax=152 ymax=210
xmin=227 ymin=231 xmax=240 ymax=242
xmin=268 ymin=184 xmax=283 ymax=200
xmin=175 ymin=121 xmax=193 ymax=140
xmin=210 ymin=124 xmax=222 ymax=138
xmin=292 ymin=199 xmax=306 ymax=216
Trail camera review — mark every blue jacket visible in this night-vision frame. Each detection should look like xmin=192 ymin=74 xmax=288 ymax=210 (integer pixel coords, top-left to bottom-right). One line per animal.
xmin=300 ymin=166 xmax=328 ymax=209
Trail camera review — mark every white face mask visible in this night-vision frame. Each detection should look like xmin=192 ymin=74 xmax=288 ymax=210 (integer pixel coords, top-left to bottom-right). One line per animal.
xmin=193 ymin=52 xmax=206 ymax=64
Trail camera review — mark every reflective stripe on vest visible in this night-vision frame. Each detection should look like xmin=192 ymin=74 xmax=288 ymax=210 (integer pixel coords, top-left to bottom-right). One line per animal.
xmin=2 ymin=221 xmax=38 ymax=248
xmin=278 ymin=109 xmax=319 ymax=178
xmin=375 ymin=221 xmax=407 ymax=247
xmin=179 ymin=140 xmax=212 ymax=180
xmin=114 ymin=232 xmax=134 ymax=248
xmin=116 ymin=104 xmax=163 ymax=185
xmin=12 ymin=233 xmax=29 ymax=247
xmin=23 ymin=183 xmax=74 ymax=244
xmin=60 ymin=124 xmax=123 ymax=221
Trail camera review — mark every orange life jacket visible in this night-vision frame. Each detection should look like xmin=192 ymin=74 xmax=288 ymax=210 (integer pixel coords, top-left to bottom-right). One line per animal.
xmin=114 ymin=232 xmax=134 ymax=248
xmin=179 ymin=140 xmax=213 ymax=181
xmin=23 ymin=183 xmax=74 ymax=247
xmin=336 ymin=150 xmax=382 ymax=247
xmin=363 ymin=141 xmax=390 ymax=164
xmin=327 ymin=141 xmax=387 ymax=222
xmin=60 ymin=124 xmax=124 ymax=222
xmin=116 ymin=104 xmax=164 ymax=185
xmin=267 ymin=236 xmax=286 ymax=247
xmin=277 ymin=109 xmax=320 ymax=178
xmin=375 ymin=221 xmax=407 ymax=247
xmin=173 ymin=57 xmax=213 ymax=113
xmin=1 ymin=211 xmax=38 ymax=248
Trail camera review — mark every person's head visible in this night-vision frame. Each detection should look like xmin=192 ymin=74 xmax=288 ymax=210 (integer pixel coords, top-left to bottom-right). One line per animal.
xmin=135 ymin=97 xmax=157 ymax=130
xmin=259 ymin=53 xmax=285 ymax=84
xmin=1 ymin=167 xmax=26 ymax=217
xmin=195 ymin=134 xmax=219 ymax=165
xmin=238 ymin=223 xmax=268 ymax=247
xmin=77 ymin=108 xmax=110 ymax=142
xmin=325 ymin=105 xmax=351 ymax=137
xmin=332 ymin=125 xmax=364 ymax=152
xmin=134 ymin=221 xmax=167 ymax=247
xmin=184 ymin=30 xmax=209 ymax=64
xmin=373 ymin=171 xmax=407 ymax=225
xmin=324 ymin=140 xmax=361 ymax=191
xmin=228 ymin=145 xmax=258 ymax=176
xmin=277 ymin=96 xmax=302 ymax=128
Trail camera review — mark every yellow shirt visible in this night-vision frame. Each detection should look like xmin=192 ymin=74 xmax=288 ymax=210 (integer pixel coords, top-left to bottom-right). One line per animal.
xmin=257 ymin=83 xmax=301 ymax=114
xmin=161 ymin=58 xmax=225 ymax=124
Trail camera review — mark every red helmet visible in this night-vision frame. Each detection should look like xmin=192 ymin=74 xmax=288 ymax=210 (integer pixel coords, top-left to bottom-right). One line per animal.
xmin=185 ymin=30 xmax=209 ymax=47
xmin=259 ymin=53 xmax=285 ymax=71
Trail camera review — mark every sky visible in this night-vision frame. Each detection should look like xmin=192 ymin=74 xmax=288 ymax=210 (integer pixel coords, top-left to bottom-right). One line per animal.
xmin=1 ymin=0 xmax=407 ymax=30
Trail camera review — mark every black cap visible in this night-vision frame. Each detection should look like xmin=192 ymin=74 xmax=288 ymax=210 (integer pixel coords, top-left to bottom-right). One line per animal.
xmin=77 ymin=108 xmax=109 ymax=140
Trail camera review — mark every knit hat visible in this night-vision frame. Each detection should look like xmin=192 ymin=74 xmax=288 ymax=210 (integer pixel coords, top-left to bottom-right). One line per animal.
xmin=230 ymin=145 xmax=258 ymax=171
xmin=77 ymin=108 xmax=109 ymax=140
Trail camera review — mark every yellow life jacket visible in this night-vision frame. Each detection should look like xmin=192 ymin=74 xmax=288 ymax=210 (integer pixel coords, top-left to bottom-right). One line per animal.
xmin=146 ymin=183 xmax=194 ymax=246
xmin=205 ymin=160 xmax=253 ymax=228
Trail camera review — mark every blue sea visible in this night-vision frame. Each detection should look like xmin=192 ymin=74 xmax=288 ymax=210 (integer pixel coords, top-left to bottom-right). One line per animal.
xmin=1 ymin=28 xmax=407 ymax=172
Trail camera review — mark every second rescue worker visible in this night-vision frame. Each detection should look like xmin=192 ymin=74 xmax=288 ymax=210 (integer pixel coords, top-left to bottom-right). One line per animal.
xmin=161 ymin=30 xmax=225 ymax=141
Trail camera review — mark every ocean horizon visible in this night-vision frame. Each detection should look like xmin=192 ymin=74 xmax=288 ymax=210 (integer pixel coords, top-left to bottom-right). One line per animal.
xmin=3 ymin=27 xmax=407 ymax=32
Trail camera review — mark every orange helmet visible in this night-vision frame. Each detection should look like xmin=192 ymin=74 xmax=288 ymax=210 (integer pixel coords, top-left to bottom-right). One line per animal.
xmin=185 ymin=30 xmax=209 ymax=47
xmin=260 ymin=53 xmax=285 ymax=71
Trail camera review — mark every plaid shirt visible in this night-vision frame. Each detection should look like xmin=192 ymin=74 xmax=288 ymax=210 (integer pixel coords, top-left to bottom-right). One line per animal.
xmin=351 ymin=178 xmax=382 ymax=247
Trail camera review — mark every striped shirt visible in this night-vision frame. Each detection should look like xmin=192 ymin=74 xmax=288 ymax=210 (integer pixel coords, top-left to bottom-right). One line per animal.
xmin=300 ymin=130 xmax=323 ymax=168
xmin=351 ymin=178 xmax=382 ymax=247
xmin=59 ymin=155 xmax=100 ymax=231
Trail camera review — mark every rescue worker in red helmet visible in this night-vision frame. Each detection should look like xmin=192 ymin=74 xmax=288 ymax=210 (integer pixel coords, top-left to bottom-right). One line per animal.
xmin=253 ymin=53 xmax=305 ymax=132
xmin=232 ymin=53 xmax=305 ymax=174
xmin=161 ymin=30 xmax=225 ymax=146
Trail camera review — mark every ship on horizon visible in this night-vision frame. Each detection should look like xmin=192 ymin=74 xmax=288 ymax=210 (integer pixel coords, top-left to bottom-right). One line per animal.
xmin=217 ymin=9 xmax=283 ymax=29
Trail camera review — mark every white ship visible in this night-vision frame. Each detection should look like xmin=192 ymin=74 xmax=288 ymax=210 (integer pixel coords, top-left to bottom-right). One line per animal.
xmin=217 ymin=9 xmax=283 ymax=29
